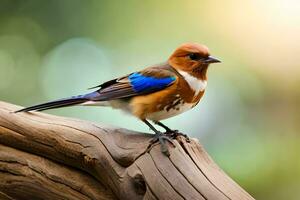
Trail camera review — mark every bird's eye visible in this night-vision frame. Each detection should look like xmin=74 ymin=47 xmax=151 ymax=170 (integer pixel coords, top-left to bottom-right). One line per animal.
xmin=188 ymin=53 xmax=200 ymax=60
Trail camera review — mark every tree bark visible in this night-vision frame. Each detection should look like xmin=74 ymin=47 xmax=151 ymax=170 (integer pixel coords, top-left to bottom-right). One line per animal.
xmin=0 ymin=101 xmax=255 ymax=200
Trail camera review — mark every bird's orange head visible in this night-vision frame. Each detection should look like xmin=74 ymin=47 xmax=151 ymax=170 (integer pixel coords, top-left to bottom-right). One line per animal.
xmin=168 ymin=43 xmax=220 ymax=79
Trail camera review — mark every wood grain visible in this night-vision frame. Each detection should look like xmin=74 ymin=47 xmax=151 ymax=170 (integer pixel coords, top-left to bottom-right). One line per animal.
xmin=0 ymin=101 xmax=255 ymax=200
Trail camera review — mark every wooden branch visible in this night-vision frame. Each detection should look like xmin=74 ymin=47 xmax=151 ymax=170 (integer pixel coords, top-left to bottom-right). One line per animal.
xmin=0 ymin=101 xmax=255 ymax=200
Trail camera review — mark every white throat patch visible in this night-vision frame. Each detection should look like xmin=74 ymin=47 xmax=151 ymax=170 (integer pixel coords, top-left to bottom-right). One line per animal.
xmin=178 ymin=70 xmax=207 ymax=96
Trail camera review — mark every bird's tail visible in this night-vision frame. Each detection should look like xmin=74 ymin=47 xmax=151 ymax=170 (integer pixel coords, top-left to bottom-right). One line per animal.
xmin=15 ymin=92 xmax=99 ymax=113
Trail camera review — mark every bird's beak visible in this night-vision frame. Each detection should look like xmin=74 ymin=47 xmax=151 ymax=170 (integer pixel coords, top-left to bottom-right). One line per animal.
xmin=205 ymin=56 xmax=221 ymax=64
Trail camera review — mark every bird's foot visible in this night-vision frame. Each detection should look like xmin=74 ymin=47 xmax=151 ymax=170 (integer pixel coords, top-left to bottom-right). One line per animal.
xmin=152 ymin=121 xmax=190 ymax=142
xmin=147 ymin=132 xmax=175 ymax=156
xmin=165 ymin=129 xmax=190 ymax=142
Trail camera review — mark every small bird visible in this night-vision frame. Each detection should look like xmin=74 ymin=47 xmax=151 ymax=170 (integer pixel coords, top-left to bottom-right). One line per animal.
xmin=16 ymin=43 xmax=220 ymax=156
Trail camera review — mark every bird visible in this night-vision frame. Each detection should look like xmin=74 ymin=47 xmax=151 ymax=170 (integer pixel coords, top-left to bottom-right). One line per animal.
xmin=15 ymin=42 xmax=221 ymax=156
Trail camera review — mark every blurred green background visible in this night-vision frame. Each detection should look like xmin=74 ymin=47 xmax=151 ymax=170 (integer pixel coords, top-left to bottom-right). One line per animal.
xmin=1 ymin=0 xmax=300 ymax=199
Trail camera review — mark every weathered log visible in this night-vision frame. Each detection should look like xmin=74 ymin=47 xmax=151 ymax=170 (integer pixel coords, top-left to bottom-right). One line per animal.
xmin=0 ymin=101 xmax=255 ymax=200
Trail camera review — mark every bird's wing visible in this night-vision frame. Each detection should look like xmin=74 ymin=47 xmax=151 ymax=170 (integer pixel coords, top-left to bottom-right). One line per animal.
xmin=15 ymin=64 xmax=177 ymax=113
xmin=90 ymin=64 xmax=177 ymax=101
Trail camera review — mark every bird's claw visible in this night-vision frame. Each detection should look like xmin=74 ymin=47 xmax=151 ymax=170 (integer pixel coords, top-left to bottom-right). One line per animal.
xmin=148 ymin=132 xmax=175 ymax=156
xmin=165 ymin=129 xmax=190 ymax=142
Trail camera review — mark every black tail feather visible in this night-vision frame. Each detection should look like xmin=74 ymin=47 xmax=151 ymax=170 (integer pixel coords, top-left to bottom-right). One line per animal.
xmin=15 ymin=96 xmax=88 ymax=113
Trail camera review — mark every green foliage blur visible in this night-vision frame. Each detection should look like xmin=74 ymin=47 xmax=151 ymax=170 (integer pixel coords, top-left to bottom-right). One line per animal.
xmin=1 ymin=0 xmax=300 ymax=199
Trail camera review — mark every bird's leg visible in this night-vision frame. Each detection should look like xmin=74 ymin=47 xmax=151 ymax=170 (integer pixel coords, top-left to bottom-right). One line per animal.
xmin=153 ymin=121 xmax=190 ymax=141
xmin=142 ymin=119 xmax=175 ymax=156
xmin=153 ymin=121 xmax=173 ymax=132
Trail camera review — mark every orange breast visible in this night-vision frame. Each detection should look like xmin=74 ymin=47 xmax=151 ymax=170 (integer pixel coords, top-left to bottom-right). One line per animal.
xmin=129 ymin=78 xmax=205 ymax=120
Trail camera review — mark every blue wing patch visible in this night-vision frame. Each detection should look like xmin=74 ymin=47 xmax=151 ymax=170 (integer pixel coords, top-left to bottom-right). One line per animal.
xmin=128 ymin=72 xmax=176 ymax=93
